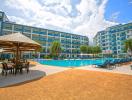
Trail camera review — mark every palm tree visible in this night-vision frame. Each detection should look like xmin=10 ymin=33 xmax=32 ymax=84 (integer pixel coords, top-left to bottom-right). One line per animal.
xmin=50 ymin=41 xmax=61 ymax=59
xmin=38 ymin=47 xmax=46 ymax=53
xmin=38 ymin=47 xmax=46 ymax=59
xmin=124 ymin=39 xmax=132 ymax=56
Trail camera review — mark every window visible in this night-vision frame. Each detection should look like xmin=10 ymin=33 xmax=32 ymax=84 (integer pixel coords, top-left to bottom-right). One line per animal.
xmin=23 ymin=26 xmax=31 ymax=33
xmin=0 ymin=21 xmax=1 ymax=28
xmin=14 ymin=25 xmax=22 ymax=32
xmin=48 ymin=30 xmax=54 ymax=36
xmin=118 ymin=46 xmax=120 ymax=49
xmin=61 ymin=33 xmax=66 ymax=37
xmin=117 ymin=33 xmax=120 ymax=36
xmin=0 ymin=12 xmax=3 ymax=20
xmin=117 ymin=42 xmax=120 ymax=45
xmin=40 ymin=29 xmax=47 ymax=35
xmin=32 ymin=28 xmax=40 ymax=34
xmin=0 ymin=12 xmax=2 ymax=17
xmin=54 ymin=31 xmax=60 ymax=37
xmin=66 ymin=34 xmax=71 ymax=38
xmin=3 ymin=23 xmax=12 ymax=30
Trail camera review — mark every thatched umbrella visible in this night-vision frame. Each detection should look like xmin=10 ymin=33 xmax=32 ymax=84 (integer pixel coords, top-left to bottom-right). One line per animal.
xmin=0 ymin=33 xmax=41 ymax=65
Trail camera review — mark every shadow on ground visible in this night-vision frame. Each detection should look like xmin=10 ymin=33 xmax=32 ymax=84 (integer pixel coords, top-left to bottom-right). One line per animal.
xmin=0 ymin=70 xmax=46 ymax=88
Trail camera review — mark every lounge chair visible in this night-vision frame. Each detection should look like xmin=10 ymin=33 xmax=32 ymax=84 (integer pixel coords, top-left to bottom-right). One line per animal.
xmin=114 ymin=59 xmax=121 ymax=66
xmin=108 ymin=59 xmax=119 ymax=69
xmin=95 ymin=60 xmax=110 ymax=68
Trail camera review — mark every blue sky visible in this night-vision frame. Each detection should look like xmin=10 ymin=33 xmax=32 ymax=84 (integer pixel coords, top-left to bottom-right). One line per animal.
xmin=105 ymin=0 xmax=132 ymax=23
xmin=0 ymin=0 xmax=131 ymax=43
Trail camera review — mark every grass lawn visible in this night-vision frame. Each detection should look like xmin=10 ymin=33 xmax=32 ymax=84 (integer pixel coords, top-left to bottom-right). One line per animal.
xmin=0 ymin=69 xmax=132 ymax=100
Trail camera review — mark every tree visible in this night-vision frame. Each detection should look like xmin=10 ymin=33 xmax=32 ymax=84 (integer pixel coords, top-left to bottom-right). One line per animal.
xmin=124 ymin=39 xmax=132 ymax=56
xmin=87 ymin=46 xmax=102 ymax=58
xmin=94 ymin=46 xmax=102 ymax=54
xmin=50 ymin=41 xmax=61 ymax=59
xmin=87 ymin=46 xmax=92 ymax=54
xmin=72 ymin=49 xmax=79 ymax=53
xmin=80 ymin=45 xmax=88 ymax=54
xmin=38 ymin=47 xmax=46 ymax=53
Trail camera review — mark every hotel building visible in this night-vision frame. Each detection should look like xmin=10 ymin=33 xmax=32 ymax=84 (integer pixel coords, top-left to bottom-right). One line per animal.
xmin=94 ymin=23 xmax=132 ymax=55
xmin=0 ymin=11 xmax=89 ymax=58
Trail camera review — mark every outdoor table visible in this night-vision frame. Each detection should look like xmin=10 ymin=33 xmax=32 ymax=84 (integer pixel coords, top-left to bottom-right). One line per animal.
xmin=14 ymin=62 xmax=29 ymax=74
xmin=14 ymin=62 xmax=24 ymax=75
xmin=7 ymin=63 xmax=15 ymax=68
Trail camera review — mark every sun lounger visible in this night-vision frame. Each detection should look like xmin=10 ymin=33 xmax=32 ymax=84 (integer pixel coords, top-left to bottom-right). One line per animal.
xmin=95 ymin=60 xmax=110 ymax=68
xmin=108 ymin=59 xmax=120 ymax=69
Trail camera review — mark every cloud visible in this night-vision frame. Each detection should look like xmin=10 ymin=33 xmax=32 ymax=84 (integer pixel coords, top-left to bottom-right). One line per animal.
xmin=74 ymin=0 xmax=117 ymax=43
xmin=109 ymin=11 xmax=120 ymax=22
xmin=3 ymin=0 xmax=118 ymax=44
xmin=129 ymin=0 xmax=132 ymax=4
xmin=5 ymin=0 xmax=72 ymax=30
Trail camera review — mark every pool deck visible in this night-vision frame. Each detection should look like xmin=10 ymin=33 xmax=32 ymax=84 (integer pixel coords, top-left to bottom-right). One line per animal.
xmin=0 ymin=62 xmax=132 ymax=87
xmin=77 ymin=63 xmax=132 ymax=75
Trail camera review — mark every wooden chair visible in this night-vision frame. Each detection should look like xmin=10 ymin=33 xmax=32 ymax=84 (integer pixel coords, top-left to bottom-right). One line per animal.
xmin=14 ymin=62 xmax=23 ymax=75
xmin=130 ymin=65 xmax=132 ymax=70
xmin=22 ymin=62 xmax=30 ymax=73
xmin=1 ymin=63 xmax=14 ymax=76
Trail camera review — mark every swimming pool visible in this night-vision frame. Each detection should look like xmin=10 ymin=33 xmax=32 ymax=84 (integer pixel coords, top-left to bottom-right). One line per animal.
xmin=35 ymin=58 xmax=113 ymax=67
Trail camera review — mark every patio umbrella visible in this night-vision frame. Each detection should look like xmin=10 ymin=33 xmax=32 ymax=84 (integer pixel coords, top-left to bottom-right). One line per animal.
xmin=0 ymin=33 xmax=41 ymax=65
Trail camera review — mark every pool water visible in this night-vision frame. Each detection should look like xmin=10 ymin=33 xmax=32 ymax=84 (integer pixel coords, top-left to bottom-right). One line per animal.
xmin=35 ymin=58 xmax=113 ymax=67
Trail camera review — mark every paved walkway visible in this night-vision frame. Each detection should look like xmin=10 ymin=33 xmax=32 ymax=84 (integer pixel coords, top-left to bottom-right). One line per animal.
xmin=0 ymin=64 xmax=69 ymax=87
xmin=77 ymin=64 xmax=132 ymax=75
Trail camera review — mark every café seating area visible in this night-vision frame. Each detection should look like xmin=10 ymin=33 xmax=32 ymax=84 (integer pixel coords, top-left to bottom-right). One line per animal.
xmin=1 ymin=59 xmax=30 ymax=76
xmin=0 ymin=33 xmax=41 ymax=77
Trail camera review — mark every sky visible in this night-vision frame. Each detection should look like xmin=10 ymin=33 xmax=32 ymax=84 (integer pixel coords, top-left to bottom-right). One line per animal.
xmin=0 ymin=0 xmax=132 ymax=44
